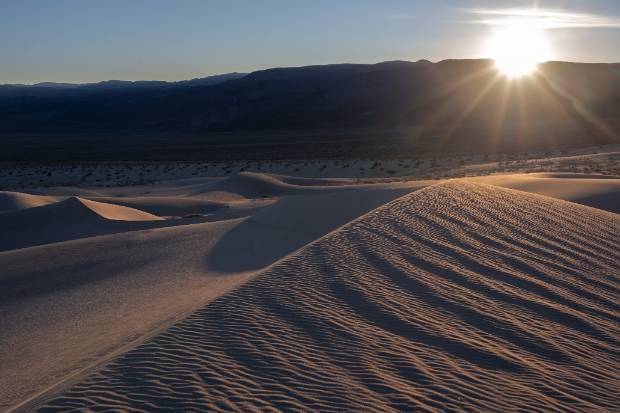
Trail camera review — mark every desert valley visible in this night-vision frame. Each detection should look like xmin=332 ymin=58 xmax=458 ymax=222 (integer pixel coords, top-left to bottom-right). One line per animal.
xmin=1 ymin=144 xmax=619 ymax=411
xmin=2 ymin=2 xmax=620 ymax=412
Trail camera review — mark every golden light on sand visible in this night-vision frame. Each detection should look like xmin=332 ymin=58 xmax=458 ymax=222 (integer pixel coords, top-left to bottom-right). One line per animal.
xmin=484 ymin=19 xmax=553 ymax=77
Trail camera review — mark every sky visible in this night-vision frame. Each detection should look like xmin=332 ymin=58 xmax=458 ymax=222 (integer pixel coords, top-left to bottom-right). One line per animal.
xmin=2 ymin=0 xmax=620 ymax=84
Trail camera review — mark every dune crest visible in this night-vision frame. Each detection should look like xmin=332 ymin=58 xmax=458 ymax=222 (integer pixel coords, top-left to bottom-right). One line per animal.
xmin=196 ymin=172 xmax=313 ymax=198
xmin=39 ymin=181 xmax=620 ymax=412
xmin=471 ymin=173 xmax=620 ymax=214
xmin=68 ymin=197 xmax=163 ymax=221
xmin=0 ymin=191 xmax=58 ymax=213
xmin=527 ymin=172 xmax=620 ymax=179
xmin=0 ymin=197 xmax=162 ymax=252
xmin=0 ymin=177 xmax=429 ymax=411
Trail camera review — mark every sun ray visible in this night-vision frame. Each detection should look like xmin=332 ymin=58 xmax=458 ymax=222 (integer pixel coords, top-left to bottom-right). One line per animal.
xmin=443 ymin=72 xmax=504 ymax=140
xmin=484 ymin=17 xmax=554 ymax=77
xmin=489 ymin=76 xmax=513 ymax=153
xmin=539 ymin=71 xmax=619 ymax=141
xmin=408 ymin=63 xmax=499 ymax=151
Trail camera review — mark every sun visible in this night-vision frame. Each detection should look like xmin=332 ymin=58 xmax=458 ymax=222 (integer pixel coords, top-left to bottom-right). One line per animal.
xmin=484 ymin=19 xmax=553 ymax=77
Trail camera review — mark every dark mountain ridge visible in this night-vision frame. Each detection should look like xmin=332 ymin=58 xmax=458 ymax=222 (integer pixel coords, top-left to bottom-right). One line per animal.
xmin=1 ymin=59 xmax=619 ymax=161
xmin=1 ymin=72 xmax=247 ymax=93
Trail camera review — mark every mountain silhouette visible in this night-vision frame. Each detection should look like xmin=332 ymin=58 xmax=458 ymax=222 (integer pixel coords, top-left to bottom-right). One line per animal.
xmin=1 ymin=60 xmax=619 ymax=160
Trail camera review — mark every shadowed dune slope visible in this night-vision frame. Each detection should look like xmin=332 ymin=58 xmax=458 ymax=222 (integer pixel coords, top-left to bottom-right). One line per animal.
xmin=27 ymin=187 xmax=104 ymax=197
xmin=205 ymin=184 xmax=423 ymax=272
xmin=0 ymin=180 xmax=428 ymax=411
xmin=0 ymin=197 xmax=162 ymax=252
xmin=194 ymin=172 xmax=326 ymax=198
xmin=0 ymin=192 xmax=58 ymax=213
xmin=272 ymin=174 xmax=355 ymax=186
xmin=39 ymin=182 xmax=620 ymax=412
xmin=89 ymin=196 xmax=231 ymax=217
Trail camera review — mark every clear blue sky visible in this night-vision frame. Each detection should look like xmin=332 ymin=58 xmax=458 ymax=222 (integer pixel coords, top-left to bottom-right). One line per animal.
xmin=2 ymin=0 xmax=620 ymax=84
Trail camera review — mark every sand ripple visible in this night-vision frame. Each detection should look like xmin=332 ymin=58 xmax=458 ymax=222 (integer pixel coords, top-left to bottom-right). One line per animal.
xmin=39 ymin=182 xmax=620 ymax=412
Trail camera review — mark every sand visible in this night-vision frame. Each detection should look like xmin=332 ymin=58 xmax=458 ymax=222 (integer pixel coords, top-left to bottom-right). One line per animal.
xmin=0 ymin=173 xmax=428 ymax=412
xmin=1 ymin=172 xmax=619 ymax=412
xmin=2 ymin=144 xmax=619 ymax=191
xmin=470 ymin=172 xmax=620 ymax=213
xmin=0 ymin=192 xmax=58 ymax=213
xmin=0 ymin=197 xmax=165 ymax=252
xmin=34 ymin=181 xmax=620 ymax=412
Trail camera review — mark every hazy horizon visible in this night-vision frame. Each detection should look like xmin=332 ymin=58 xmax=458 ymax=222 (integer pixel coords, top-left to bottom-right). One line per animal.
xmin=5 ymin=58 xmax=620 ymax=86
xmin=3 ymin=0 xmax=620 ymax=84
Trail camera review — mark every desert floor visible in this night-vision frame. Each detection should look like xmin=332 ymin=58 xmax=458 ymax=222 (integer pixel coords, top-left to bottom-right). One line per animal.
xmin=0 ymin=155 xmax=619 ymax=412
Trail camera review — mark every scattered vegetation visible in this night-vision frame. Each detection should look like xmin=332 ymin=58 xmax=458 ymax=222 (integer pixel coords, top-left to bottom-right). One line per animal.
xmin=0 ymin=144 xmax=618 ymax=190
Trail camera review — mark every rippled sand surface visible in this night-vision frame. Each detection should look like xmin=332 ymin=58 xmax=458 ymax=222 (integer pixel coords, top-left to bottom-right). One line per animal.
xmin=39 ymin=182 xmax=620 ymax=412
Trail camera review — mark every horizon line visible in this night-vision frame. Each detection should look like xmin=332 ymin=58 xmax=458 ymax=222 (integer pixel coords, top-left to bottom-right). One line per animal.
xmin=3 ymin=58 xmax=620 ymax=86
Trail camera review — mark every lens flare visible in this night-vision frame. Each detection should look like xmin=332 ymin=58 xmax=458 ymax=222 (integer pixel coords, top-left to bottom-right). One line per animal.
xmin=484 ymin=19 xmax=554 ymax=77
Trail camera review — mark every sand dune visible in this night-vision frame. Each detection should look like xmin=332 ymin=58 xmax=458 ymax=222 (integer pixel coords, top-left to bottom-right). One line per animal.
xmin=471 ymin=172 xmax=620 ymax=213
xmin=0 ymin=219 xmax=252 ymax=412
xmin=0 ymin=177 xmax=428 ymax=412
xmin=37 ymin=181 xmax=620 ymax=412
xmin=0 ymin=192 xmax=58 ymax=213
xmin=272 ymin=174 xmax=356 ymax=186
xmin=88 ymin=196 xmax=232 ymax=217
xmin=530 ymin=172 xmax=620 ymax=179
xmin=72 ymin=197 xmax=162 ymax=221
xmin=195 ymin=172 xmax=338 ymax=198
xmin=0 ymin=197 xmax=163 ymax=252
xmin=205 ymin=183 xmax=427 ymax=272
xmin=28 ymin=187 xmax=104 ymax=197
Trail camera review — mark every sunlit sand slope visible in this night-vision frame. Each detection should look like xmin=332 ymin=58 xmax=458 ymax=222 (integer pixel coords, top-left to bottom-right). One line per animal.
xmin=470 ymin=173 xmax=620 ymax=214
xmin=1 ymin=179 xmax=426 ymax=411
xmin=0 ymin=197 xmax=162 ymax=252
xmin=39 ymin=182 xmax=620 ymax=412
xmin=0 ymin=192 xmax=58 ymax=213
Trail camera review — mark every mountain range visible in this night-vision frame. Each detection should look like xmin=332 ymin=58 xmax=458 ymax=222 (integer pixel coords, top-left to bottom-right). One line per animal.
xmin=1 ymin=59 xmax=619 ymax=161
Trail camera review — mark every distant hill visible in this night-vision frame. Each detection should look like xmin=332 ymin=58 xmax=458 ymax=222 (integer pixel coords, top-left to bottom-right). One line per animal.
xmin=1 ymin=60 xmax=619 ymax=161
xmin=0 ymin=72 xmax=247 ymax=95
